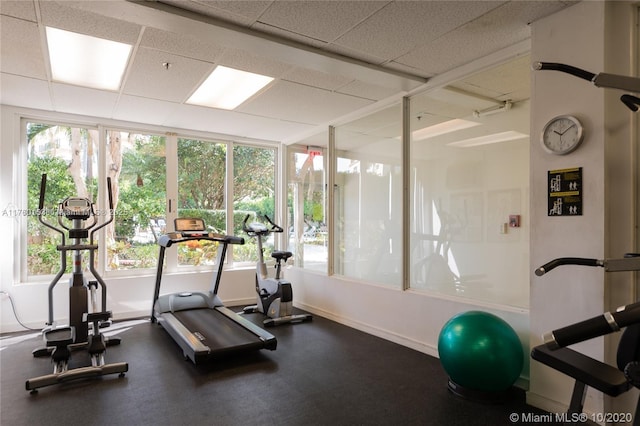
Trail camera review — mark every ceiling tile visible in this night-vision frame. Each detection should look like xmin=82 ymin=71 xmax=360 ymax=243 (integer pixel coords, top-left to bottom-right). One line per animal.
xmin=0 ymin=73 xmax=52 ymax=110
xmin=258 ymin=1 xmax=387 ymax=42
xmin=164 ymin=103 xmax=314 ymax=141
xmin=140 ymin=27 xmax=225 ymax=63
xmin=51 ymin=83 xmax=119 ymax=117
xmin=251 ymin=22 xmax=329 ymax=50
xmin=112 ymin=95 xmax=181 ymax=126
xmin=0 ymin=0 xmax=37 ymax=21
xmin=160 ymin=0 xmax=273 ymax=27
xmin=337 ymin=80 xmax=399 ymax=102
xmin=0 ymin=15 xmax=47 ymax=79
xmin=217 ymin=47 xmax=295 ymax=78
xmin=451 ymin=54 xmax=532 ymax=103
xmin=39 ymin=1 xmax=141 ymax=44
xmin=282 ymin=67 xmax=353 ymax=92
xmin=334 ymin=1 xmax=503 ymax=61
xmin=238 ymin=80 xmax=372 ymax=125
xmin=396 ymin=2 xmax=565 ymax=75
xmin=123 ymin=47 xmax=213 ymax=103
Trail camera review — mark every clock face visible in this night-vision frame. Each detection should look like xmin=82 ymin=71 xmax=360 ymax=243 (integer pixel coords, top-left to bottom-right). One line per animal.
xmin=541 ymin=115 xmax=584 ymax=155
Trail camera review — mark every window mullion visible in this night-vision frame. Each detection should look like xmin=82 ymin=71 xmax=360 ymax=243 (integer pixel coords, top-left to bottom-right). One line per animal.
xmin=226 ymin=141 xmax=234 ymax=264
xmin=165 ymin=132 xmax=178 ymax=272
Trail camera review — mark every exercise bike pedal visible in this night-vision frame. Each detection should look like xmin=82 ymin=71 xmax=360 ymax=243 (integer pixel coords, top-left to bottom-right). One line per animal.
xmin=242 ymin=305 xmax=259 ymax=314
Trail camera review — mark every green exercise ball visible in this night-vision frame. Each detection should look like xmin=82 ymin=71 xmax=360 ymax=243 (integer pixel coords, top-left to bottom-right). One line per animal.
xmin=438 ymin=311 xmax=523 ymax=399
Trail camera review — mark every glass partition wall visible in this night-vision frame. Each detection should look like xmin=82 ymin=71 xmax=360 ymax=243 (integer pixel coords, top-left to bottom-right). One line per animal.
xmin=334 ymin=104 xmax=403 ymax=287
xmin=409 ymin=58 xmax=531 ymax=307
xmin=410 ymin=66 xmax=529 ymax=307
xmin=288 ymin=55 xmax=530 ymax=308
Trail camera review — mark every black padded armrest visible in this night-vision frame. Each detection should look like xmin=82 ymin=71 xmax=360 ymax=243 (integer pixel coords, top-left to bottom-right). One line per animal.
xmin=531 ymin=344 xmax=630 ymax=396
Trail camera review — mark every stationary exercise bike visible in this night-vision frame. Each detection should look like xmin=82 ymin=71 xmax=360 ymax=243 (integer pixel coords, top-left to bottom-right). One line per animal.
xmin=242 ymin=214 xmax=312 ymax=327
xmin=26 ymin=174 xmax=128 ymax=393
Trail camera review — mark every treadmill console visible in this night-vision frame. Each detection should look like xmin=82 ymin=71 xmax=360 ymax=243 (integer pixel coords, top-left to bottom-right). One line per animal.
xmin=175 ymin=218 xmax=206 ymax=236
xmin=159 ymin=217 xmax=244 ymax=247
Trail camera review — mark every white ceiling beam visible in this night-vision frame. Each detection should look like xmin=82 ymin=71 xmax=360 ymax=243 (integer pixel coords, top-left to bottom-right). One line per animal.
xmin=66 ymin=0 xmax=427 ymax=92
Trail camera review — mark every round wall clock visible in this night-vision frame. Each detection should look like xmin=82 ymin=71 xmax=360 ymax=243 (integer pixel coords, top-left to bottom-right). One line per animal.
xmin=541 ymin=115 xmax=584 ymax=155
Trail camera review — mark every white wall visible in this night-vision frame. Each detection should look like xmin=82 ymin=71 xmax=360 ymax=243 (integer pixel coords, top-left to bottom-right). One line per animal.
xmin=529 ymin=0 xmax=639 ymax=416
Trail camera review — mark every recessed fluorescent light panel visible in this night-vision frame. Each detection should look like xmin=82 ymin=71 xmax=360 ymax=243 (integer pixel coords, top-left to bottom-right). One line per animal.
xmin=447 ymin=130 xmax=529 ymax=148
xmin=413 ymin=118 xmax=480 ymax=141
xmin=46 ymin=27 xmax=132 ymax=91
xmin=187 ymin=66 xmax=274 ymax=110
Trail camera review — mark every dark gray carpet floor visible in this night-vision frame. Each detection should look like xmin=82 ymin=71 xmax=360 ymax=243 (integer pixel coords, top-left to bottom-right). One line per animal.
xmin=1 ymin=310 xmax=554 ymax=426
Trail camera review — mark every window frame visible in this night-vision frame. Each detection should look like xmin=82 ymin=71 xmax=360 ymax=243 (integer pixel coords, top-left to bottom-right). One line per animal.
xmin=16 ymin=113 xmax=281 ymax=284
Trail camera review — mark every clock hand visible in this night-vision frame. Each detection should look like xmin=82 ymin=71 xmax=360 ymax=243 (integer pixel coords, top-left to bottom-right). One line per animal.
xmin=559 ymin=124 xmax=576 ymax=136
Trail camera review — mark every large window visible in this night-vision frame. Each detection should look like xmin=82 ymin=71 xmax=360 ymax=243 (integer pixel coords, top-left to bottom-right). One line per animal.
xmin=287 ymin=143 xmax=327 ymax=272
xmin=21 ymin=120 xmax=278 ymax=281
xmin=233 ymin=144 xmax=276 ymax=263
xmin=108 ymin=131 xmax=166 ymax=271
xmin=334 ymin=104 xmax=403 ymax=287
xmin=177 ymin=137 xmax=225 ymax=267
xmin=25 ymin=122 xmax=98 ymax=277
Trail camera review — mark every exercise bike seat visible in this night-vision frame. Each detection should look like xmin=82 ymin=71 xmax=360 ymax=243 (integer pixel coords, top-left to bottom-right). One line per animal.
xmin=271 ymin=251 xmax=292 ymax=262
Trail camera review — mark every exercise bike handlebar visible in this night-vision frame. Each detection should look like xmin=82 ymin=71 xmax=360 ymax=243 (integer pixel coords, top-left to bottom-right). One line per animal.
xmin=544 ymin=301 xmax=640 ymax=350
xmin=535 ymin=257 xmax=602 ymax=276
xmin=242 ymin=214 xmax=283 ymax=235
xmin=262 ymin=214 xmax=284 ymax=233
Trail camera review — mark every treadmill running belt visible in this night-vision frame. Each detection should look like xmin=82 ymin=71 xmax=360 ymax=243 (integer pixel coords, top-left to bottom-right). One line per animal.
xmin=172 ymin=308 xmax=266 ymax=355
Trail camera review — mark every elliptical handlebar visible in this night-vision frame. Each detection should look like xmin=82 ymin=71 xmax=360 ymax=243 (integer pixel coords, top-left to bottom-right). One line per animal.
xmin=37 ymin=174 xmax=66 ymax=244
xmin=38 ymin=174 xmax=47 ymax=210
xmin=89 ymin=177 xmax=114 ymax=243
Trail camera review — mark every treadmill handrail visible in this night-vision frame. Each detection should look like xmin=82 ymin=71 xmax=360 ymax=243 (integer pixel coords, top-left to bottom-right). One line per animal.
xmin=158 ymin=233 xmax=244 ymax=248
xmin=152 ymin=231 xmax=244 ymax=322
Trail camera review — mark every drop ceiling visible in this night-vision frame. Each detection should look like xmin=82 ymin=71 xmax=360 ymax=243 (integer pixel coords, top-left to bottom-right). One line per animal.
xmin=0 ymin=0 xmax=575 ymax=144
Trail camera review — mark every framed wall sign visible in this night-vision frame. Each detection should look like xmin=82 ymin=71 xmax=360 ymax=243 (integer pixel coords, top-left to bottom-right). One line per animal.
xmin=548 ymin=167 xmax=582 ymax=216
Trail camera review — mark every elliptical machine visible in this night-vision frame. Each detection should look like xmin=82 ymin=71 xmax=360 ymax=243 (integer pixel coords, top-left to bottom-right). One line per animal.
xmin=242 ymin=214 xmax=312 ymax=327
xmin=26 ymin=174 xmax=128 ymax=393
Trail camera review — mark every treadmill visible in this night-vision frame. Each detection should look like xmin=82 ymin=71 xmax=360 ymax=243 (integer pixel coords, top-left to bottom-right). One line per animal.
xmin=152 ymin=218 xmax=277 ymax=364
